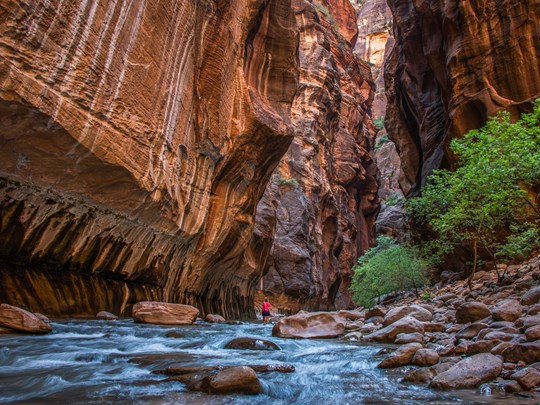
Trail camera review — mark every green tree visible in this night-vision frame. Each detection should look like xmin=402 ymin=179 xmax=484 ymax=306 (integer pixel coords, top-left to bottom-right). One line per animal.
xmin=408 ymin=100 xmax=540 ymax=285
xmin=350 ymin=236 xmax=429 ymax=308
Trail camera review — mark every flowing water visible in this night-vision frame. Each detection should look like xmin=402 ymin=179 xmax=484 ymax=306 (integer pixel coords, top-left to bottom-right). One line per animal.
xmin=0 ymin=319 xmax=538 ymax=404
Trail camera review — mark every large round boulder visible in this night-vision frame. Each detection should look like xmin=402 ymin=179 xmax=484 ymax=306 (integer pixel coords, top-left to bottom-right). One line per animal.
xmin=521 ymin=286 xmax=540 ymax=306
xmin=455 ymin=302 xmax=491 ymax=323
xmin=207 ymin=366 xmax=262 ymax=394
xmin=429 ymin=353 xmax=502 ymax=389
xmin=272 ymin=312 xmax=345 ymax=339
xmin=132 ymin=301 xmax=199 ymax=325
xmin=383 ymin=305 xmax=432 ymax=326
xmin=224 ymin=337 xmax=280 ymax=351
xmin=491 ymin=299 xmax=523 ymax=322
xmin=412 ymin=349 xmax=439 ymax=367
xmin=364 ymin=316 xmax=424 ymax=343
xmin=377 ymin=343 xmax=423 ymax=369
xmin=0 ymin=304 xmax=52 ymax=333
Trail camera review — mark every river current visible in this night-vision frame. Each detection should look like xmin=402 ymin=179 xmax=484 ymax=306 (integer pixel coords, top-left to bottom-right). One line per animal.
xmin=0 ymin=319 xmax=537 ymax=404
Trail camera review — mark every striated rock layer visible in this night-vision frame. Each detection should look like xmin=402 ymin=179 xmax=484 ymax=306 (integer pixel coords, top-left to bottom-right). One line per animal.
xmin=250 ymin=0 xmax=378 ymax=313
xmin=385 ymin=0 xmax=540 ymax=195
xmin=0 ymin=0 xmax=298 ymax=318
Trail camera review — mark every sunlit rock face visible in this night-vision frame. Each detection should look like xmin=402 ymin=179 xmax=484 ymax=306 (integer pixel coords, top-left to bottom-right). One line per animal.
xmin=249 ymin=0 xmax=378 ymax=313
xmin=385 ymin=0 xmax=540 ymax=195
xmin=0 ymin=0 xmax=298 ymax=318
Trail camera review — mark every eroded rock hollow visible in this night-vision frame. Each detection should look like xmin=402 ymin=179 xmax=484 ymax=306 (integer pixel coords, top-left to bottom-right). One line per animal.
xmin=0 ymin=0 xmax=299 ymax=318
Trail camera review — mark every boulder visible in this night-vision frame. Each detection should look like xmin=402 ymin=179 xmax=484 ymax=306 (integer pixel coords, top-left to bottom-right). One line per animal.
xmin=364 ymin=316 xmax=424 ymax=343
xmin=272 ymin=312 xmax=345 ymax=339
xmin=205 ymin=314 xmax=226 ymax=323
xmin=383 ymin=305 xmax=432 ymax=326
xmin=429 ymin=353 xmax=503 ymax=389
xmin=343 ymin=332 xmax=363 ymax=341
xmin=521 ymin=286 xmax=540 ymax=306
xmin=402 ymin=363 xmax=453 ymax=383
xmin=422 ymin=323 xmax=446 ymax=333
xmin=0 ymin=304 xmax=52 ymax=333
xmin=377 ymin=343 xmax=422 ymax=369
xmin=455 ymin=302 xmax=491 ymax=323
xmin=512 ymin=367 xmax=540 ymax=390
xmin=224 ymin=337 xmax=280 ymax=351
xmin=365 ymin=306 xmax=386 ymax=319
xmin=96 ymin=311 xmax=118 ymax=320
xmin=467 ymin=340 xmax=502 ymax=355
xmin=395 ymin=332 xmax=423 ymax=344
xmin=491 ymin=299 xmax=523 ymax=322
xmin=132 ymin=301 xmax=199 ymax=325
xmin=207 ymin=366 xmax=262 ymax=394
xmin=33 ymin=313 xmax=50 ymax=322
xmin=491 ymin=342 xmax=515 ymax=355
xmin=526 ymin=325 xmax=540 ymax=342
xmin=522 ymin=315 xmax=540 ymax=330
xmin=503 ymin=341 xmax=540 ymax=364
xmin=455 ymin=323 xmax=488 ymax=339
xmin=411 ymin=349 xmax=439 ymax=367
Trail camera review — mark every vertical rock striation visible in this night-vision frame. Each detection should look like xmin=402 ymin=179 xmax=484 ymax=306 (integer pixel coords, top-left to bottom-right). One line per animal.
xmin=250 ymin=0 xmax=378 ymax=313
xmin=0 ymin=0 xmax=298 ymax=318
xmin=385 ymin=0 xmax=540 ymax=195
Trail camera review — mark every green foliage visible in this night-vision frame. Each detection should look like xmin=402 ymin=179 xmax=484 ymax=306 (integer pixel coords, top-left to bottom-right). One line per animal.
xmin=407 ymin=100 xmax=540 ymax=273
xmin=373 ymin=117 xmax=385 ymax=130
xmin=351 ymin=236 xmax=429 ymax=308
xmin=385 ymin=191 xmax=403 ymax=206
xmin=374 ymin=133 xmax=389 ymax=151
xmin=277 ymin=177 xmax=299 ymax=187
xmin=421 ymin=291 xmax=432 ymax=301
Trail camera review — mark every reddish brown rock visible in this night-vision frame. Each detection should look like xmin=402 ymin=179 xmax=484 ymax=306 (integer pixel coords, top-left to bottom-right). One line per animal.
xmin=412 ymin=349 xmax=440 ymax=367
xmin=377 ymin=343 xmax=423 ymax=369
xmin=525 ymin=325 xmax=540 ymax=342
xmin=522 ymin=287 xmax=540 ymax=306
xmin=0 ymin=304 xmax=52 ymax=333
xmin=205 ymin=314 xmax=226 ymax=324
xmin=251 ymin=0 xmax=377 ymax=312
xmin=207 ymin=366 xmax=262 ymax=395
xmin=512 ymin=367 xmax=540 ymax=391
xmin=0 ymin=0 xmax=298 ymax=319
xmin=224 ymin=337 xmax=280 ymax=351
xmin=429 ymin=353 xmax=503 ymax=389
xmin=96 ymin=311 xmax=118 ymax=320
xmin=364 ymin=315 xmax=424 ymax=342
xmin=271 ymin=312 xmax=345 ymax=339
xmin=385 ymin=0 xmax=540 ymax=195
xmin=503 ymin=342 xmax=540 ymax=364
xmin=395 ymin=332 xmax=424 ymax=344
xmin=132 ymin=302 xmax=199 ymax=325
xmin=455 ymin=302 xmax=491 ymax=324
xmin=491 ymin=299 xmax=523 ymax=322
xmin=402 ymin=363 xmax=453 ymax=383
xmin=383 ymin=305 xmax=432 ymax=326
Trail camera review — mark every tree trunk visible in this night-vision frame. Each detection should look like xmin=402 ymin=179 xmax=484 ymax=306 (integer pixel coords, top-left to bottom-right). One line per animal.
xmin=468 ymin=239 xmax=477 ymax=289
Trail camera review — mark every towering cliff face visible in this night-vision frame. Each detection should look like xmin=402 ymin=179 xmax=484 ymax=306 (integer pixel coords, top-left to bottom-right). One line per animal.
xmin=0 ymin=0 xmax=298 ymax=318
xmin=249 ymin=0 xmax=378 ymax=313
xmin=386 ymin=0 xmax=540 ymax=195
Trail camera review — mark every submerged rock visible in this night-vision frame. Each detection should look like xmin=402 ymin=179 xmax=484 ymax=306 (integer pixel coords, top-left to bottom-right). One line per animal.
xmin=132 ymin=302 xmax=199 ymax=325
xmin=0 ymin=304 xmax=52 ymax=333
xmin=96 ymin=311 xmax=118 ymax=320
xmin=205 ymin=314 xmax=226 ymax=323
xmin=272 ymin=312 xmax=345 ymax=339
xmin=224 ymin=337 xmax=280 ymax=351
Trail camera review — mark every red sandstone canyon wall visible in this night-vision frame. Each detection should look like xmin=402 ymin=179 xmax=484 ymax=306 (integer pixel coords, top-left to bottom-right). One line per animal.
xmin=0 ymin=0 xmax=298 ymax=318
xmin=385 ymin=0 xmax=540 ymax=196
xmin=250 ymin=0 xmax=378 ymax=313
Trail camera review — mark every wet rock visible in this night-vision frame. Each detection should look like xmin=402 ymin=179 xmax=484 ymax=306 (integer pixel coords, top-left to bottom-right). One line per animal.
xmin=383 ymin=305 xmax=432 ymax=326
xmin=96 ymin=311 xmax=118 ymax=320
xmin=455 ymin=302 xmax=491 ymax=324
xmin=503 ymin=341 xmax=540 ymax=364
xmin=272 ymin=312 xmax=345 ymax=339
xmin=154 ymin=364 xmax=295 ymax=375
xmin=205 ymin=314 xmax=226 ymax=323
xmin=364 ymin=316 xmax=424 ymax=343
xmin=395 ymin=332 xmax=423 ymax=344
xmin=224 ymin=337 xmax=280 ymax=351
xmin=512 ymin=367 xmax=540 ymax=390
xmin=343 ymin=332 xmax=363 ymax=341
xmin=525 ymin=325 xmax=540 ymax=341
xmin=164 ymin=331 xmax=186 ymax=339
xmin=402 ymin=363 xmax=453 ymax=383
xmin=33 ymin=313 xmax=50 ymax=322
xmin=377 ymin=343 xmax=422 ymax=369
xmin=0 ymin=304 xmax=52 ymax=333
xmin=0 ymin=326 xmax=15 ymax=334
xmin=132 ymin=302 xmax=199 ymax=325
xmin=521 ymin=286 xmax=540 ymax=306
xmin=411 ymin=349 xmax=439 ymax=367
xmin=429 ymin=353 xmax=503 ymax=389
xmin=456 ymin=323 xmax=488 ymax=339
xmin=206 ymin=366 xmax=262 ymax=395
xmin=491 ymin=299 xmax=523 ymax=322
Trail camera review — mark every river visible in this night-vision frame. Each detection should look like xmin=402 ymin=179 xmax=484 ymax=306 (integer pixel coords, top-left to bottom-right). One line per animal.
xmin=0 ymin=319 xmax=536 ymax=404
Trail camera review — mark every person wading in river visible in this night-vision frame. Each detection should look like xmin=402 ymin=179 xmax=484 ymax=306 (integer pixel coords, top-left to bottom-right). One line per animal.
xmin=262 ymin=298 xmax=271 ymax=324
